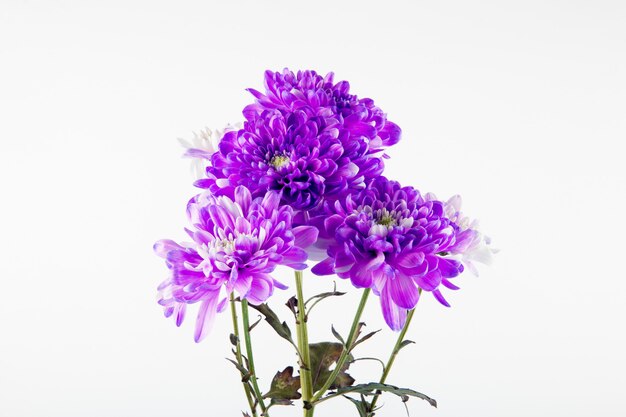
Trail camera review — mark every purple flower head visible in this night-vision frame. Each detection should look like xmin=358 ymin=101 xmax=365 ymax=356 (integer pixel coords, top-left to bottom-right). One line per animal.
xmin=154 ymin=186 xmax=318 ymax=342
xmin=199 ymin=108 xmax=383 ymax=211
xmin=196 ymin=69 xmax=400 ymax=211
xmin=245 ymin=69 xmax=401 ymax=149
xmin=311 ymin=177 xmax=466 ymax=331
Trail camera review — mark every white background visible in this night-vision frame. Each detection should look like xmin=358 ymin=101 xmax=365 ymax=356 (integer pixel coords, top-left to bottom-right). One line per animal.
xmin=1 ymin=1 xmax=625 ymax=416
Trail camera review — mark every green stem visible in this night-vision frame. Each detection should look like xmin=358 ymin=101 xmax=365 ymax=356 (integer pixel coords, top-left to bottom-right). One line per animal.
xmin=230 ymin=294 xmax=257 ymax=417
xmin=294 ymin=270 xmax=314 ymax=417
xmin=241 ymin=299 xmax=269 ymax=416
xmin=310 ymin=289 xmax=371 ymax=404
xmin=369 ymin=296 xmax=420 ymax=412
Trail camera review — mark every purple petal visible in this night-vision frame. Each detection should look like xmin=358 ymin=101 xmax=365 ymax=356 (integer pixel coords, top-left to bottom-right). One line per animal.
xmin=283 ymin=247 xmax=308 ymax=265
xmin=380 ymin=285 xmax=407 ymax=331
xmin=335 ymin=245 xmax=356 ymax=273
xmin=437 ymin=257 xmax=463 ymax=278
xmin=292 ymin=225 xmax=319 ymax=248
xmin=194 ymin=294 xmax=220 ymax=343
xmin=245 ymin=274 xmax=274 ymax=304
xmin=388 ymin=272 xmax=420 ymax=309
xmin=175 ymin=303 xmax=186 ymax=327
xmin=154 ymin=239 xmax=183 ymax=258
xmin=432 ymin=289 xmax=451 ymax=307
xmin=396 ymin=250 xmax=425 ymax=270
xmin=415 ymin=269 xmax=442 ymax=292
xmin=273 ymin=278 xmax=289 ymax=290
xmin=312 ymin=257 xmax=335 ymax=275
xmin=365 ymin=251 xmax=385 ymax=271
xmin=441 ymin=278 xmax=460 ymax=291
xmin=208 ymin=205 xmax=235 ymax=231
xmin=261 ymin=191 xmax=281 ymax=212
xmin=235 ymin=186 xmax=252 ymax=215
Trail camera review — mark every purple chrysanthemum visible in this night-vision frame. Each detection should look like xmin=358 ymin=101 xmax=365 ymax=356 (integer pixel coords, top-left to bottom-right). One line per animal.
xmin=244 ymin=69 xmax=401 ymax=150
xmin=154 ymin=186 xmax=318 ymax=342
xmin=311 ymin=177 xmax=468 ymax=330
xmin=196 ymin=69 xmax=400 ymax=211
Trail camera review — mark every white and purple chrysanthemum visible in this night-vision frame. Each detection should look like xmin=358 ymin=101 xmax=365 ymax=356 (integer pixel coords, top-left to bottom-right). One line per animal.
xmin=195 ymin=69 xmax=401 ymax=211
xmin=311 ymin=177 xmax=472 ymax=331
xmin=178 ymin=124 xmax=240 ymax=179
xmin=154 ymin=186 xmax=318 ymax=342
xmin=428 ymin=193 xmax=496 ymax=276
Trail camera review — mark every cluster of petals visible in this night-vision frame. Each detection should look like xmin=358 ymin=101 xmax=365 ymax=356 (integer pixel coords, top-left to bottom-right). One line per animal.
xmin=311 ymin=177 xmax=470 ymax=330
xmin=154 ymin=186 xmax=317 ymax=342
xmin=196 ymin=69 xmax=401 ymax=211
xmin=156 ymin=69 xmax=491 ymax=336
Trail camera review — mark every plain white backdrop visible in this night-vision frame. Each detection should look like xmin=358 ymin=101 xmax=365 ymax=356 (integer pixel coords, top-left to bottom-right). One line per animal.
xmin=1 ymin=1 xmax=625 ymax=416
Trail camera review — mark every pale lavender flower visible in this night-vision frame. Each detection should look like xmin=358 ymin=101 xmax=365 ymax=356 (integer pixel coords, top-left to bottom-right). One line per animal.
xmin=178 ymin=124 xmax=240 ymax=179
xmin=154 ymin=186 xmax=318 ymax=342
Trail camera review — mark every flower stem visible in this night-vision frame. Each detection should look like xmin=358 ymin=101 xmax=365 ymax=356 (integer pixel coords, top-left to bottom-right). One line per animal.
xmin=309 ymin=288 xmax=371 ymax=405
xmin=241 ymin=298 xmax=269 ymax=416
xmin=369 ymin=299 xmax=419 ymax=412
xmin=294 ymin=270 xmax=314 ymax=417
xmin=230 ymin=294 xmax=257 ymax=417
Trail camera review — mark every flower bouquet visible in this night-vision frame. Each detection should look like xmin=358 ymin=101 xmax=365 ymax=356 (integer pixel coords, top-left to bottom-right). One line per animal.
xmin=155 ymin=69 xmax=494 ymax=416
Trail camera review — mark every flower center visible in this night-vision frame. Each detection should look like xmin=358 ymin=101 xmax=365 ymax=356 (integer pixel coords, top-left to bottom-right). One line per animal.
xmin=374 ymin=208 xmax=398 ymax=228
xmin=270 ymin=153 xmax=290 ymax=169
xmin=214 ymin=237 xmax=236 ymax=255
xmin=376 ymin=213 xmax=397 ymax=227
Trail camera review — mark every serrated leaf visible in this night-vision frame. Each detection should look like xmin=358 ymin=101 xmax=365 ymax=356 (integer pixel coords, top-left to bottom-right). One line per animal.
xmin=322 ymin=382 xmax=437 ymax=408
xmin=309 ymin=342 xmax=355 ymax=392
xmin=269 ymin=398 xmax=294 ymax=406
xmin=264 ymin=366 xmax=301 ymax=401
xmin=248 ymin=303 xmax=294 ymax=344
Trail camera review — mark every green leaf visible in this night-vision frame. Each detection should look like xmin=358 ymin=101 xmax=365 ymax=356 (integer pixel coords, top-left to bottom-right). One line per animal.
xmin=285 ymin=296 xmax=298 ymax=318
xmin=225 ymin=358 xmax=251 ymax=382
xmin=248 ymin=303 xmax=294 ymax=344
xmin=352 ymin=329 xmax=381 ymax=350
xmin=264 ymin=366 xmax=301 ymax=401
xmin=398 ymin=340 xmax=415 ymax=351
xmin=322 ymin=382 xmax=437 ymax=408
xmin=308 ymin=342 xmax=355 ymax=392
xmin=343 ymin=394 xmax=370 ymax=417
xmin=305 ymin=282 xmax=346 ymax=315
xmin=331 ymin=325 xmax=345 ymax=345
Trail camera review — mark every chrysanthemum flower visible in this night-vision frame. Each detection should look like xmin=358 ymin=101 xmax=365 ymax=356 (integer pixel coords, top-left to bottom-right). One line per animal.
xmin=177 ymin=124 xmax=240 ymax=179
xmin=154 ymin=186 xmax=318 ymax=342
xmin=195 ymin=69 xmax=400 ymax=211
xmin=199 ymin=109 xmax=383 ymax=210
xmin=311 ymin=177 xmax=468 ymax=330
xmin=427 ymin=193 xmax=496 ymax=276
xmin=244 ymin=69 xmax=401 ymax=150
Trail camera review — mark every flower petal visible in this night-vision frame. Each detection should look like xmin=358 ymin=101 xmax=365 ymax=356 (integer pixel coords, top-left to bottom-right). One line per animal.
xmin=388 ymin=272 xmax=420 ymax=309
xmin=312 ymin=257 xmax=335 ymax=275
xmin=380 ymin=285 xmax=407 ymax=331
xmin=292 ymin=225 xmax=319 ymax=248
xmin=194 ymin=294 xmax=220 ymax=343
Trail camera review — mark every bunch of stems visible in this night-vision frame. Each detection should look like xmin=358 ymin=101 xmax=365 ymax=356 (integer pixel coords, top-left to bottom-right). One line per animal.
xmin=230 ymin=272 xmax=419 ymax=417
